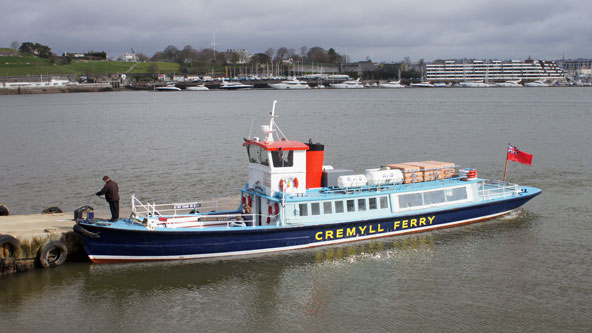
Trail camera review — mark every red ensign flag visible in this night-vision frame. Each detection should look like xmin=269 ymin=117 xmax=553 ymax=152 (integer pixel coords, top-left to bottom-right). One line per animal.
xmin=507 ymin=145 xmax=533 ymax=165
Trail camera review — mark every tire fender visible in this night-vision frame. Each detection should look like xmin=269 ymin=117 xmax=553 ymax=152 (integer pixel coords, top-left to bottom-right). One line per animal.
xmin=38 ymin=240 xmax=68 ymax=268
xmin=0 ymin=235 xmax=21 ymax=259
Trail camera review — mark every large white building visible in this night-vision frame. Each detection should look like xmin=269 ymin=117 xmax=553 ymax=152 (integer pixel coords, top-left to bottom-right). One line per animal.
xmin=426 ymin=59 xmax=564 ymax=83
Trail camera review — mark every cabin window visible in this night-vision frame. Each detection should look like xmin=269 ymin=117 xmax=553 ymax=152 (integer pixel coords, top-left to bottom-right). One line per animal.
xmin=379 ymin=196 xmax=388 ymax=209
xmin=271 ymin=150 xmax=294 ymax=167
xmin=399 ymin=193 xmax=424 ymax=208
xmin=446 ymin=187 xmax=468 ymax=201
xmin=335 ymin=201 xmax=344 ymax=213
xmin=424 ymin=190 xmax=446 ymax=205
xmin=369 ymin=197 xmax=377 ymax=210
xmin=346 ymin=199 xmax=356 ymax=212
xmin=323 ymin=202 xmax=332 ymax=214
xmin=247 ymin=145 xmax=258 ymax=163
xmin=311 ymin=202 xmax=321 ymax=215
xmin=260 ymin=150 xmax=269 ymax=166
xmin=358 ymin=198 xmax=366 ymax=211
xmin=299 ymin=203 xmax=308 ymax=216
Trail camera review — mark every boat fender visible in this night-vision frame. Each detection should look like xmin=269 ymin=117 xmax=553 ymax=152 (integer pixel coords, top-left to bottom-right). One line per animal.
xmin=38 ymin=240 xmax=68 ymax=268
xmin=0 ymin=235 xmax=21 ymax=259
xmin=73 ymin=224 xmax=100 ymax=239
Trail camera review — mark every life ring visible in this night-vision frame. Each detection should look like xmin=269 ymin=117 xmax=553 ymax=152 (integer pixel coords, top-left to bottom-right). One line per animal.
xmin=274 ymin=203 xmax=279 ymax=215
xmin=38 ymin=240 xmax=68 ymax=268
xmin=0 ymin=235 xmax=21 ymax=260
xmin=279 ymin=177 xmax=299 ymax=191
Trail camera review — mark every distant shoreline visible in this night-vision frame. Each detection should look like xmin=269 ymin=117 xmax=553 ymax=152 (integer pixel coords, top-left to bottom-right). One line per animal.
xmin=0 ymin=84 xmax=118 ymax=95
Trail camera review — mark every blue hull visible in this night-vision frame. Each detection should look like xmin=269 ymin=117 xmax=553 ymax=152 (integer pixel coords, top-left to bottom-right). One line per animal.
xmin=76 ymin=191 xmax=540 ymax=263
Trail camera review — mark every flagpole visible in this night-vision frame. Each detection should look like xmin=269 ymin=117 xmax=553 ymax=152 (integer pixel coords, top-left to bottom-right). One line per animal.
xmin=503 ymin=157 xmax=509 ymax=182
xmin=503 ymin=143 xmax=510 ymax=181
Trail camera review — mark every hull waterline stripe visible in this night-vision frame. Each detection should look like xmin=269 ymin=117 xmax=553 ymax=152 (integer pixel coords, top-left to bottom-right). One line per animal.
xmin=88 ymin=209 xmax=515 ymax=263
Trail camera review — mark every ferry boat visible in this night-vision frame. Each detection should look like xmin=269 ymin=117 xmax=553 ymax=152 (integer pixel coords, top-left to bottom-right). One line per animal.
xmin=74 ymin=101 xmax=541 ymax=263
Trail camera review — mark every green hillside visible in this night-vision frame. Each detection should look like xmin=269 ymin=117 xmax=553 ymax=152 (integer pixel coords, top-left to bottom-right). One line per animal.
xmin=0 ymin=51 xmax=181 ymax=76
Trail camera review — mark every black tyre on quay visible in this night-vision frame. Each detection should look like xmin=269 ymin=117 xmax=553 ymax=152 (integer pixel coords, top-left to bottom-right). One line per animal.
xmin=38 ymin=240 xmax=68 ymax=268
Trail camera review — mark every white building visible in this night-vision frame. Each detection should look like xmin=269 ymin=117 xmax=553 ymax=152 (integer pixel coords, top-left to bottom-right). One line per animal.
xmin=426 ymin=59 xmax=564 ymax=83
xmin=117 ymin=52 xmax=138 ymax=62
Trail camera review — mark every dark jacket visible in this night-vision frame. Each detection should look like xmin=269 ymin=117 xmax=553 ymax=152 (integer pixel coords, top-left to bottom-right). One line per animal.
xmin=96 ymin=180 xmax=119 ymax=202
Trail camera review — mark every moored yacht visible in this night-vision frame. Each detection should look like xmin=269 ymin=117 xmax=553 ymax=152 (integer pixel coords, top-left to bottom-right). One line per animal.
xmin=219 ymin=81 xmax=254 ymax=90
xmin=186 ymin=85 xmax=209 ymax=91
xmin=330 ymin=79 xmax=364 ymax=89
xmin=410 ymin=81 xmax=435 ymax=88
xmin=269 ymin=79 xmax=310 ymax=90
xmin=379 ymin=80 xmax=405 ymax=88
xmin=495 ymin=80 xmax=522 ymax=87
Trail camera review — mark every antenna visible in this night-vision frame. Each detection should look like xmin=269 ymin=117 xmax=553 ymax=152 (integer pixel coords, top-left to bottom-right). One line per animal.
xmin=248 ymin=116 xmax=255 ymax=139
xmin=211 ymin=33 xmax=217 ymax=62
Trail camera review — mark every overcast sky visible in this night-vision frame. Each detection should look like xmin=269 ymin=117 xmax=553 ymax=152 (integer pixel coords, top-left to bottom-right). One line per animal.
xmin=2 ymin=0 xmax=590 ymax=62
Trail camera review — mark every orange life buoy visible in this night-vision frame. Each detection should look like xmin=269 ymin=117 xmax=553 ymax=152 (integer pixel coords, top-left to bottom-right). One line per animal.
xmin=293 ymin=177 xmax=299 ymax=188
xmin=274 ymin=203 xmax=279 ymax=215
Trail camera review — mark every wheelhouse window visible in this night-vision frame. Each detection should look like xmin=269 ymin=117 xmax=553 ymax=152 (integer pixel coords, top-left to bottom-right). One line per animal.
xmin=246 ymin=145 xmax=271 ymax=166
xmin=247 ymin=145 xmax=258 ymax=163
xmin=271 ymin=150 xmax=294 ymax=167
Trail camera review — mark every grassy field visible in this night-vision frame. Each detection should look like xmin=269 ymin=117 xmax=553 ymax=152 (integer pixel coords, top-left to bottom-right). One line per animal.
xmin=0 ymin=51 xmax=181 ymax=76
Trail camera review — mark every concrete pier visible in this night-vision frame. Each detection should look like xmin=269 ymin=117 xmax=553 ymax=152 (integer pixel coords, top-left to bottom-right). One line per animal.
xmin=0 ymin=196 xmax=240 ymax=276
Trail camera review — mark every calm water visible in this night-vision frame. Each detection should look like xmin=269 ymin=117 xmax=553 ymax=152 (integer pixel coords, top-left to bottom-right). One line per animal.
xmin=1 ymin=88 xmax=591 ymax=331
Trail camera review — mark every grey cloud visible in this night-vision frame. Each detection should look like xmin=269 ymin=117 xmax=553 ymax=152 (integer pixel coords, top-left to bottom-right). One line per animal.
xmin=1 ymin=0 xmax=590 ymax=61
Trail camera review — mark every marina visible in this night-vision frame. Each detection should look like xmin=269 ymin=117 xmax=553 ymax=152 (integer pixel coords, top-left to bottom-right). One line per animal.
xmin=1 ymin=88 xmax=590 ymax=331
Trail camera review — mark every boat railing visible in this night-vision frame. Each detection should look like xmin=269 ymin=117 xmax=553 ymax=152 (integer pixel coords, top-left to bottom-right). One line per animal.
xmin=477 ymin=180 xmax=520 ymax=200
xmin=150 ymin=213 xmax=256 ymax=229
xmin=131 ymin=194 xmax=219 ymax=219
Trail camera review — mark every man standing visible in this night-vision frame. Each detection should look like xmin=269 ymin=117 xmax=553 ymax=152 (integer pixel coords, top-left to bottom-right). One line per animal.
xmin=96 ymin=176 xmax=119 ymax=221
